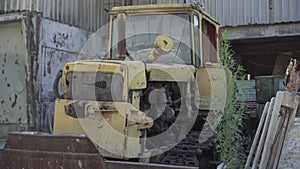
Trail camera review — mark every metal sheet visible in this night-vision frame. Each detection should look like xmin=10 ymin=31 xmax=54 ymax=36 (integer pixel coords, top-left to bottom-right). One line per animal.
xmin=204 ymin=0 xmax=300 ymax=27
xmin=0 ymin=13 xmax=94 ymax=132
xmin=0 ymin=132 xmax=106 ymax=169
xmin=3 ymin=0 xmax=299 ymax=28
xmin=40 ymin=19 xmax=89 ymax=53
xmin=0 ymin=132 xmax=197 ymax=169
xmin=38 ymin=47 xmax=79 ymax=129
xmin=1 ymin=0 xmax=104 ymax=31
xmin=38 ymin=18 xmax=92 ymax=130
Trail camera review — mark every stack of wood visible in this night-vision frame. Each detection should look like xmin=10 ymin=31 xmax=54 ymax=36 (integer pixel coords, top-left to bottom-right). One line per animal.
xmin=245 ymin=59 xmax=300 ymax=169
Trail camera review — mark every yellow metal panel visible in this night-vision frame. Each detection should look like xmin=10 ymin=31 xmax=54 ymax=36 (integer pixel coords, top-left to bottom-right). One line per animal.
xmin=196 ymin=66 xmax=226 ymax=111
xmin=53 ymin=99 xmax=153 ymax=158
xmin=62 ymin=60 xmax=146 ymax=93
xmin=123 ymin=61 xmax=147 ymax=89
xmin=109 ymin=3 xmax=220 ymax=26
xmin=64 ymin=61 xmax=121 ymax=73
xmin=110 ymin=4 xmax=193 ymax=14
xmin=53 ymin=99 xmax=85 ymax=134
xmin=147 ymin=64 xmax=195 ymax=82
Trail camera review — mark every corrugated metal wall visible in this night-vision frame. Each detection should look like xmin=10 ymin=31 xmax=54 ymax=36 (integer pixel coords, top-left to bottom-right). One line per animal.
xmin=204 ymin=0 xmax=300 ymax=26
xmin=130 ymin=0 xmax=185 ymax=5
xmin=0 ymin=0 xmax=299 ymax=29
xmin=0 ymin=0 xmax=122 ymax=31
xmin=0 ymin=0 xmax=186 ymax=31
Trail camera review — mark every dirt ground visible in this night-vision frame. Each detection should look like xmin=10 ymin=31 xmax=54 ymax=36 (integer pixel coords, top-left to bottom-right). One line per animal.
xmin=278 ymin=117 xmax=300 ymax=169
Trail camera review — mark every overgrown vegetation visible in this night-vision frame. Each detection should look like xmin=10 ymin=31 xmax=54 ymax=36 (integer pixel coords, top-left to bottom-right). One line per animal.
xmin=216 ymin=34 xmax=247 ymax=168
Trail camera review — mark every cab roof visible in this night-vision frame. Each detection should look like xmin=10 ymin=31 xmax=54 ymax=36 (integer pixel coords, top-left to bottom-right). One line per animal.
xmin=109 ymin=3 xmax=219 ymax=25
xmin=110 ymin=4 xmax=193 ymax=12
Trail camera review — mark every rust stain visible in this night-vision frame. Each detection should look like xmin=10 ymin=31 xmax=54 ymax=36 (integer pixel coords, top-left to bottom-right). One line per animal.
xmin=102 ymin=112 xmax=112 ymax=123
xmin=24 ymin=13 xmax=41 ymax=129
xmin=47 ymin=61 xmax=51 ymax=74
xmin=11 ymin=94 xmax=18 ymax=108
xmin=52 ymin=32 xmax=69 ymax=48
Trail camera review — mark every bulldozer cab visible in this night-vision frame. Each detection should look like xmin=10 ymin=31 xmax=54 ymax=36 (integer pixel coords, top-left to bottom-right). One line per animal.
xmin=108 ymin=4 xmax=220 ymax=67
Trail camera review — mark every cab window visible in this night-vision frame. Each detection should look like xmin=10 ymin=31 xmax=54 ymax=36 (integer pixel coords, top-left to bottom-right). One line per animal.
xmin=202 ymin=19 xmax=218 ymax=64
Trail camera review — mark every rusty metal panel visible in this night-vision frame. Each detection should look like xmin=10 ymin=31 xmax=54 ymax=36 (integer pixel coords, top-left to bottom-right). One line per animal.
xmin=0 ymin=133 xmax=196 ymax=169
xmin=0 ymin=22 xmax=28 ymax=125
xmin=0 ymin=132 xmax=106 ymax=169
xmin=5 ymin=132 xmax=99 ymax=153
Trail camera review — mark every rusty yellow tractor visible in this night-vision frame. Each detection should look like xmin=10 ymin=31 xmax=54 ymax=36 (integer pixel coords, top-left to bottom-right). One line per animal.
xmin=1 ymin=3 xmax=226 ymax=169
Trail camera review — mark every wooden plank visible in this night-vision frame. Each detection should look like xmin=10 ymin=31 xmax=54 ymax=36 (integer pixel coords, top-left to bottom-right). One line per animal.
xmin=281 ymin=92 xmax=298 ymax=109
xmin=252 ymin=97 xmax=275 ymax=169
xmin=245 ymin=101 xmax=270 ymax=168
xmin=247 ymin=91 xmax=299 ymax=169
xmin=271 ymin=109 xmax=291 ymax=169
xmin=275 ymin=97 xmax=299 ymax=168
xmin=267 ymin=107 xmax=287 ymax=169
xmin=259 ymin=91 xmax=284 ymax=169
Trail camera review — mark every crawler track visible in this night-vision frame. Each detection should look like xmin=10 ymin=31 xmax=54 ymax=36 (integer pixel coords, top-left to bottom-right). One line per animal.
xmin=159 ymin=130 xmax=219 ymax=169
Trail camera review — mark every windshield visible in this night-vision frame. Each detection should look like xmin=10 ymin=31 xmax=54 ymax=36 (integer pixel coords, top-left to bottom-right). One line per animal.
xmin=111 ymin=13 xmax=192 ymax=64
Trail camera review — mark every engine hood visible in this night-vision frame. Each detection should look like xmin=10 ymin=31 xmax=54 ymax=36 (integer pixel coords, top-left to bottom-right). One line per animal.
xmin=63 ymin=60 xmax=147 ymax=90
xmin=146 ymin=63 xmax=196 ymax=82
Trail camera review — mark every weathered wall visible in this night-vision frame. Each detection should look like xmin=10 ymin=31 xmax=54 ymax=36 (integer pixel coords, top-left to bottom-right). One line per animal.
xmin=0 ymin=12 xmax=93 ymax=134
xmin=0 ymin=13 xmax=42 ymax=136
xmin=0 ymin=21 xmax=28 ymax=135
xmin=38 ymin=18 xmax=92 ymax=130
